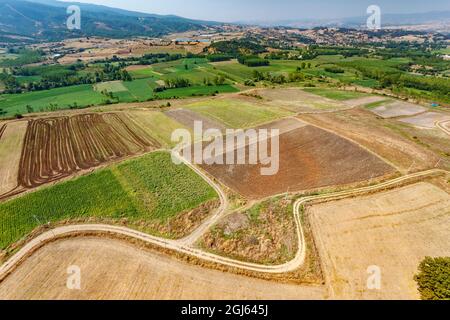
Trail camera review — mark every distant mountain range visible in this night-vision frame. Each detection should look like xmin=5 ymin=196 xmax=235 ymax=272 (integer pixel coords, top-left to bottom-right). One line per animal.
xmin=241 ymin=11 xmax=450 ymax=33
xmin=0 ymin=0 xmax=448 ymax=44
xmin=0 ymin=0 xmax=220 ymax=42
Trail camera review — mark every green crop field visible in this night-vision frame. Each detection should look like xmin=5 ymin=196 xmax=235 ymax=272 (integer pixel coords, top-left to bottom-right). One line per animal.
xmin=154 ymin=84 xmax=238 ymax=99
xmin=129 ymin=67 xmax=157 ymax=79
xmin=0 ymin=84 xmax=105 ymax=116
xmin=0 ymin=152 xmax=218 ymax=249
xmin=0 ymin=78 xmax=238 ymax=117
xmin=147 ymin=58 xmax=231 ymax=85
xmin=211 ymin=60 xmax=276 ymax=82
xmin=123 ymin=78 xmax=155 ymax=100
xmin=303 ymin=87 xmax=368 ymax=101
xmin=185 ymin=99 xmax=293 ymax=128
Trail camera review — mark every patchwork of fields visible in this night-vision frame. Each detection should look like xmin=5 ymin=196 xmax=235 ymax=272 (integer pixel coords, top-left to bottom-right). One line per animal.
xmin=0 ymin=152 xmax=218 ymax=249
xmin=0 ymin=77 xmax=448 ymax=300
xmin=0 ymin=54 xmax=407 ymax=118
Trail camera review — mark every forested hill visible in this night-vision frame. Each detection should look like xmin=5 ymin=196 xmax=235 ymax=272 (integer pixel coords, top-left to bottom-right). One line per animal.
xmin=0 ymin=0 xmax=219 ymax=42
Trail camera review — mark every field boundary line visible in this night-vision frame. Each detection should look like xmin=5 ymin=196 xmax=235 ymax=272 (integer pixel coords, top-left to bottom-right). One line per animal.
xmin=437 ymin=120 xmax=450 ymax=136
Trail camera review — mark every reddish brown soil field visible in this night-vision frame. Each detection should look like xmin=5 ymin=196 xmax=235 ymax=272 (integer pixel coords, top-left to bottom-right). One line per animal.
xmin=0 ymin=124 xmax=6 ymax=140
xmin=18 ymin=113 xmax=160 ymax=189
xmin=299 ymin=109 xmax=440 ymax=172
xmin=200 ymin=125 xmax=394 ymax=199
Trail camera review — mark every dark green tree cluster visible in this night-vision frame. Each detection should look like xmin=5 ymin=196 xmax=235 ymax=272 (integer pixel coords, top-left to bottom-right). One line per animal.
xmin=252 ymin=70 xmax=309 ymax=84
xmin=3 ymin=63 xmax=132 ymax=94
xmin=414 ymin=257 xmax=450 ymax=300
xmin=153 ymin=77 xmax=191 ymax=93
xmin=206 ymin=54 xmax=232 ymax=62
xmin=324 ymin=66 xmax=345 ymax=74
xmin=238 ymin=56 xmax=270 ymax=67
xmin=207 ymin=39 xmax=267 ymax=57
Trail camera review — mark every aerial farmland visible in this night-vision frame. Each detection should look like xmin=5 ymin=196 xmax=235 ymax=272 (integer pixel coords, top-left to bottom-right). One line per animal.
xmin=0 ymin=0 xmax=449 ymax=304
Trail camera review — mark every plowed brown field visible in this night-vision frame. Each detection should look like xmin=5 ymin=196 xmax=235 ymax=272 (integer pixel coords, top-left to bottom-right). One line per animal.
xmin=200 ymin=124 xmax=394 ymax=199
xmin=0 ymin=124 xmax=6 ymax=140
xmin=18 ymin=113 xmax=160 ymax=189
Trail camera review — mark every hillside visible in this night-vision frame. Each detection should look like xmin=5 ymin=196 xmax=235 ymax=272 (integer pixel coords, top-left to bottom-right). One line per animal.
xmin=0 ymin=0 xmax=219 ymax=42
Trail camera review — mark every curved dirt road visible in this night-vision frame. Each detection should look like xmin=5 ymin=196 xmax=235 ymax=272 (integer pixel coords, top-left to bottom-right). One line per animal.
xmin=0 ymin=168 xmax=446 ymax=280
xmin=437 ymin=120 xmax=450 ymax=136
xmin=174 ymin=151 xmax=229 ymax=246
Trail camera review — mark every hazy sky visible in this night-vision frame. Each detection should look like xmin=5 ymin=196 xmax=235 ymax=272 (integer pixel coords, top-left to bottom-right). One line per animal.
xmin=61 ymin=0 xmax=450 ymax=22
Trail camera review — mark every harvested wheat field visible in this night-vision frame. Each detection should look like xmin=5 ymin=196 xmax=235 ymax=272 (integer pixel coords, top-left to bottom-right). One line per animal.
xmin=307 ymin=182 xmax=450 ymax=300
xmin=200 ymin=120 xmax=394 ymax=199
xmin=0 ymin=121 xmax=28 ymax=197
xmin=371 ymin=101 xmax=427 ymax=118
xmin=18 ymin=113 xmax=159 ymax=189
xmin=0 ymin=237 xmax=325 ymax=300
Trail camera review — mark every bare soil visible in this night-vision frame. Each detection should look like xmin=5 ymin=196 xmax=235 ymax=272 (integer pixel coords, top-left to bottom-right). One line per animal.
xmin=343 ymin=96 xmax=386 ymax=107
xmin=371 ymin=101 xmax=427 ymax=118
xmin=399 ymin=112 xmax=450 ymax=128
xmin=165 ymin=108 xmax=226 ymax=131
xmin=201 ymin=124 xmax=394 ymax=199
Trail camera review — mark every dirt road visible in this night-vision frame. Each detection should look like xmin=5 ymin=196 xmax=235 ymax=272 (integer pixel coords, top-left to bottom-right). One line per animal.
xmin=437 ymin=120 xmax=450 ymax=136
xmin=0 ymin=169 xmax=445 ymax=281
xmin=0 ymin=237 xmax=325 ymax=300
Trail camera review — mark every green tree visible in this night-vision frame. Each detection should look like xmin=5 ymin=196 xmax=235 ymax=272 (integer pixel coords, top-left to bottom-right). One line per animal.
xmin=414 ymin=257 xmax=450 ymax=300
